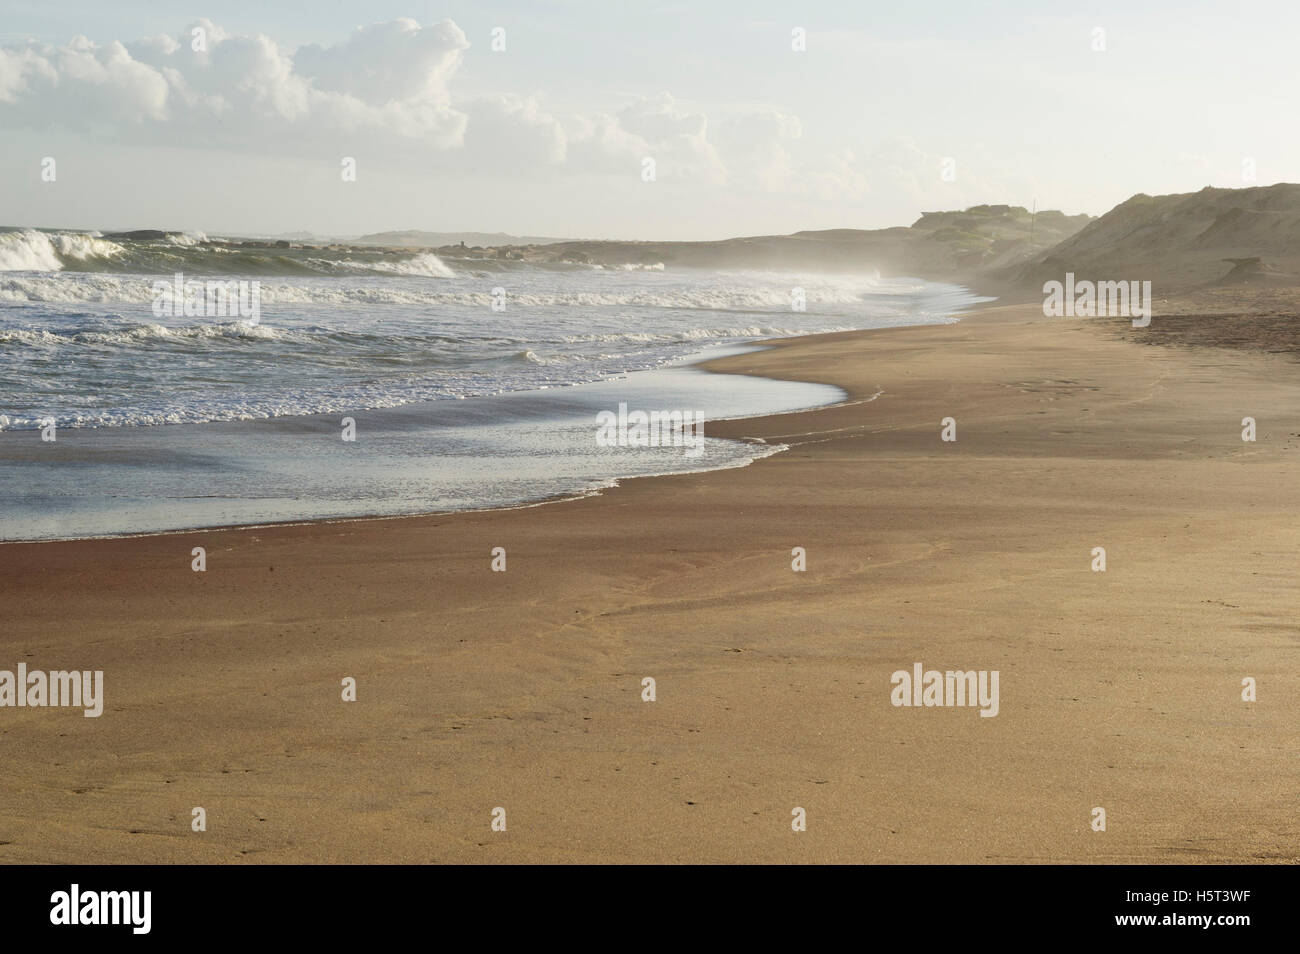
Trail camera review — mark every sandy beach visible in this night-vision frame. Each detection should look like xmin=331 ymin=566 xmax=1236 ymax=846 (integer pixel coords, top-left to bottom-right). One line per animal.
xmin=1 ymin=300 xmax=1295 ymax=864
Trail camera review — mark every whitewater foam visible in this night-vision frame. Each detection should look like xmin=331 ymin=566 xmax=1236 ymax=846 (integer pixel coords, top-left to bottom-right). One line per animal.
xmin=357 ymin=252 xmax=456 ymax=278
xmin=0 ymin=275 xmax=876 ymax=309
xmin=0 ymin=230 xmax=65 ymax=271
xmin=0 ymin=251 xmax=982 ymax=430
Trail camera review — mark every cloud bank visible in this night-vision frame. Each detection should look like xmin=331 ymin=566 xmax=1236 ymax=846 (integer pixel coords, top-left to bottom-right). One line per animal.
xmin=3 ymin=18 xmax=985 ymax=200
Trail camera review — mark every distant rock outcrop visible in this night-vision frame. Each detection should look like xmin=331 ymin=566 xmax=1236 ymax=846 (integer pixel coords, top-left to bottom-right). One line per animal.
xmin=354 ymin=230 xmax=569 ymax=247
xmin=102 ymin=229 xmax=170 ymax=241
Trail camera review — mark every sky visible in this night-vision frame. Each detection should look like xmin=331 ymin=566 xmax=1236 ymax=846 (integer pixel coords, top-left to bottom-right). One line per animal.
xmin=1 ymin=1 xmax=1296 ymax=240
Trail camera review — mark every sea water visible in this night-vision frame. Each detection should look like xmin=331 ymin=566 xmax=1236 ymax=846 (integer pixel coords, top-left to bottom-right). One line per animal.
xmin=0 ymin=228 xmax=986 ymax=539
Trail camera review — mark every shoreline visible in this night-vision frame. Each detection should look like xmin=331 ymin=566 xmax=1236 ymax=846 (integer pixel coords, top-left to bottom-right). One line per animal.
xmin=2 ymin=301 xmax=1296 ymax=863
xmin=2 ymin=272 xmax=996 ymax=545
xmin=0 ymin=343 xmax=844 ymax=544
xmin=4 ymin=295 xmax=978 ymax=543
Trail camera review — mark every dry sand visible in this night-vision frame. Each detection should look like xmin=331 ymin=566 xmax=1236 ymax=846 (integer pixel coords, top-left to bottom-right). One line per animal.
xmin=2 ymin=301 xmax=1297 ymax=863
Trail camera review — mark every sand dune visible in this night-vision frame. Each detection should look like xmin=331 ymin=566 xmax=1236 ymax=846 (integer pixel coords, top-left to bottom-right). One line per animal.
xmin=1020 ymin=183 xmax=1300 ymax=292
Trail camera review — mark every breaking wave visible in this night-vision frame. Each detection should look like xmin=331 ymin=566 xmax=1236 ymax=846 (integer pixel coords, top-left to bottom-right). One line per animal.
xmin=0 ymin=229 xmax=977 ymax=431
xmin=0 ymin=230 xmax=127 ymax=271
xmin=0 ymin=274 xmax=866 ymax=311
xmin=0 ymin=229 xmax=455 ymax=279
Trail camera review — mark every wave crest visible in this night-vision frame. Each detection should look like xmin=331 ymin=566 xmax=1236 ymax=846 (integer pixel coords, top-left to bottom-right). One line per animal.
xmin=0 ymin=318 xmax=288 ymax=347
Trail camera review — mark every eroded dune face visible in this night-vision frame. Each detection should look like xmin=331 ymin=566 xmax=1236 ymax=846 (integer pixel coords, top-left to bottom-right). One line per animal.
xmin=1020 ymin=183 xmax=1300 ymax=292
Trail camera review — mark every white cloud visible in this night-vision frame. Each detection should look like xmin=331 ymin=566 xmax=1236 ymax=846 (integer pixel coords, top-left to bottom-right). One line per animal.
xmin=294 ymin=18 xmax=465 ymax=108
xmin=0 ymin=19 xmax=468 ymax=149
xmin=562 ymin=93 xmax=727 ymax=183
xmin=0 ymin=18 xmax=962 ymax=206
xmin=458 ymin=94 xmax=567 ymax=170
xmin=713 ymin=110 xmax=802 ymax=191
xmin=0 ymin=45 xmax=55 ymax=103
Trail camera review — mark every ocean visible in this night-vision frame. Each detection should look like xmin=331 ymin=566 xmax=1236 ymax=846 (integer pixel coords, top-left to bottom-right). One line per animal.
xmin=0 ymin=227 xmax=986 ymax=540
